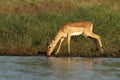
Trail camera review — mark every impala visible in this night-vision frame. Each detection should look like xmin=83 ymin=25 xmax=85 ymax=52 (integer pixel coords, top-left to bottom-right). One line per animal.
xmin=47 ymin=21 xmax=103 ymax=56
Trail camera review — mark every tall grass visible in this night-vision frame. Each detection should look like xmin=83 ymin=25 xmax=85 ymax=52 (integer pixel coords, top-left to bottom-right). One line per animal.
xmin=0 ymin=0 xmax=119 ymax=56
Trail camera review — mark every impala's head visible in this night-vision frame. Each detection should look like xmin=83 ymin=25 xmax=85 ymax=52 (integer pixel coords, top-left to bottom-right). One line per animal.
xmin=47 ymin=40 xmax=55 ymax=56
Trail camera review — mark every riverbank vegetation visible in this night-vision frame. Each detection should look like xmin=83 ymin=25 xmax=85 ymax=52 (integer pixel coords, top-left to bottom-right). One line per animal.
xmin=0 ymin=0 xmax=120 ymax=57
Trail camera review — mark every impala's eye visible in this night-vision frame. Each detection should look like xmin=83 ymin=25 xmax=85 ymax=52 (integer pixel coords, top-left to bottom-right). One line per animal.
xmin=48 ymin=46 xmax=51 ymax=49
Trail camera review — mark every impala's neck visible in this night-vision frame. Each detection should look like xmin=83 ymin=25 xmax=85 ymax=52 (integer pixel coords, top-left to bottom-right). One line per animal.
xmin=47 ymin=30 xmax=64 ymax=56
xmin=47 ymin=31 xmax=63 ymax=55
xmin=53 ymin=30 xmax=63 ymax=45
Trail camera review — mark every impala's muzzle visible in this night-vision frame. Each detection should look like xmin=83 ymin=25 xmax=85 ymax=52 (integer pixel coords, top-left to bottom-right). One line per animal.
xmin=47 ymin=49 xmax=52 ymax=56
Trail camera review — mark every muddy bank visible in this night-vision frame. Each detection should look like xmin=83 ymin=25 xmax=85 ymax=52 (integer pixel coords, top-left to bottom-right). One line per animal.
xmin=0 ymin=49 xmax=120 ymax=58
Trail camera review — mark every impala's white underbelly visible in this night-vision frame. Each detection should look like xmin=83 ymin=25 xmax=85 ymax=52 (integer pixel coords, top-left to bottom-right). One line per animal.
xmin=71 ymin=31 xmax=83 ymax=36
xmin=64 ymin=31 xmax=83 ymax=37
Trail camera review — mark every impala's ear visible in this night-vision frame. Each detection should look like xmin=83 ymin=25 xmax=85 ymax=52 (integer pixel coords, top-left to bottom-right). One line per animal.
xmin=46 ymin=39 xmax=55 ymax=45
xmin=46 ymin=41 xmax=50 ymax=46
xmin=51 ymin=40 xmax=55 ymax=44
xmin=46 ymin=38 xmax=50 ymax=46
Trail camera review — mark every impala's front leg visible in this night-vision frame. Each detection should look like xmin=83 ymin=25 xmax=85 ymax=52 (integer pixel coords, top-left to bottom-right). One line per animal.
xmin=67 ymin=33 xmax=71 ymax=53
xmin=55 ymin=37 xmax=65 ymax=55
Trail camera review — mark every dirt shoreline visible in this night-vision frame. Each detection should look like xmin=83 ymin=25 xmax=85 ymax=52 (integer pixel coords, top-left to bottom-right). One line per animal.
xmin=0 ymin=51 xmax=120 ymax=58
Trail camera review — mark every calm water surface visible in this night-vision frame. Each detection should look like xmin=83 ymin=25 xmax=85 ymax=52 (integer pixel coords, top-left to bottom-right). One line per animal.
xmin=0 ymin=56 xmax=120 ymax=80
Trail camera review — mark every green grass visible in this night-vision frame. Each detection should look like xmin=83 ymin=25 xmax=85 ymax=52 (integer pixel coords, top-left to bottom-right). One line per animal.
xmin=0 ymin=0 xmax=120 ymax=56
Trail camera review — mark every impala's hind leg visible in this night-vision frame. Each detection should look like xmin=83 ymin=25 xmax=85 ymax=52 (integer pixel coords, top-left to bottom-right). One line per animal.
xmin=85 ymin=32 xmax=103 ymax=53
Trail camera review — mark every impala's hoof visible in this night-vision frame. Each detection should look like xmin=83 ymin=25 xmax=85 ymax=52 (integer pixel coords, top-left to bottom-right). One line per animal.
xmin=99 ymin=50 xmax=104 ymax=55
xmin=54 ymin=54 xmax=59 ymax=57
xmin=100 ymin=51 xmax=104 ymax=54
xmin=47 ymin=54 xmax=51 ymax=57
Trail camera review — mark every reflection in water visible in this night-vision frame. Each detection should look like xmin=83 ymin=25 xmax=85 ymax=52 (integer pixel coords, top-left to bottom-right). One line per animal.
xmin=0 ymin=56 xmax=119 ymax=80
xmin=49 ymin=57 xmax=102 ymax=80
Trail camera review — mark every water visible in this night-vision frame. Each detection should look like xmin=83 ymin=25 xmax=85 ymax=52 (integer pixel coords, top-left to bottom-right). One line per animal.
xmin=0 ymin=56 xmax=120 ymax=80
